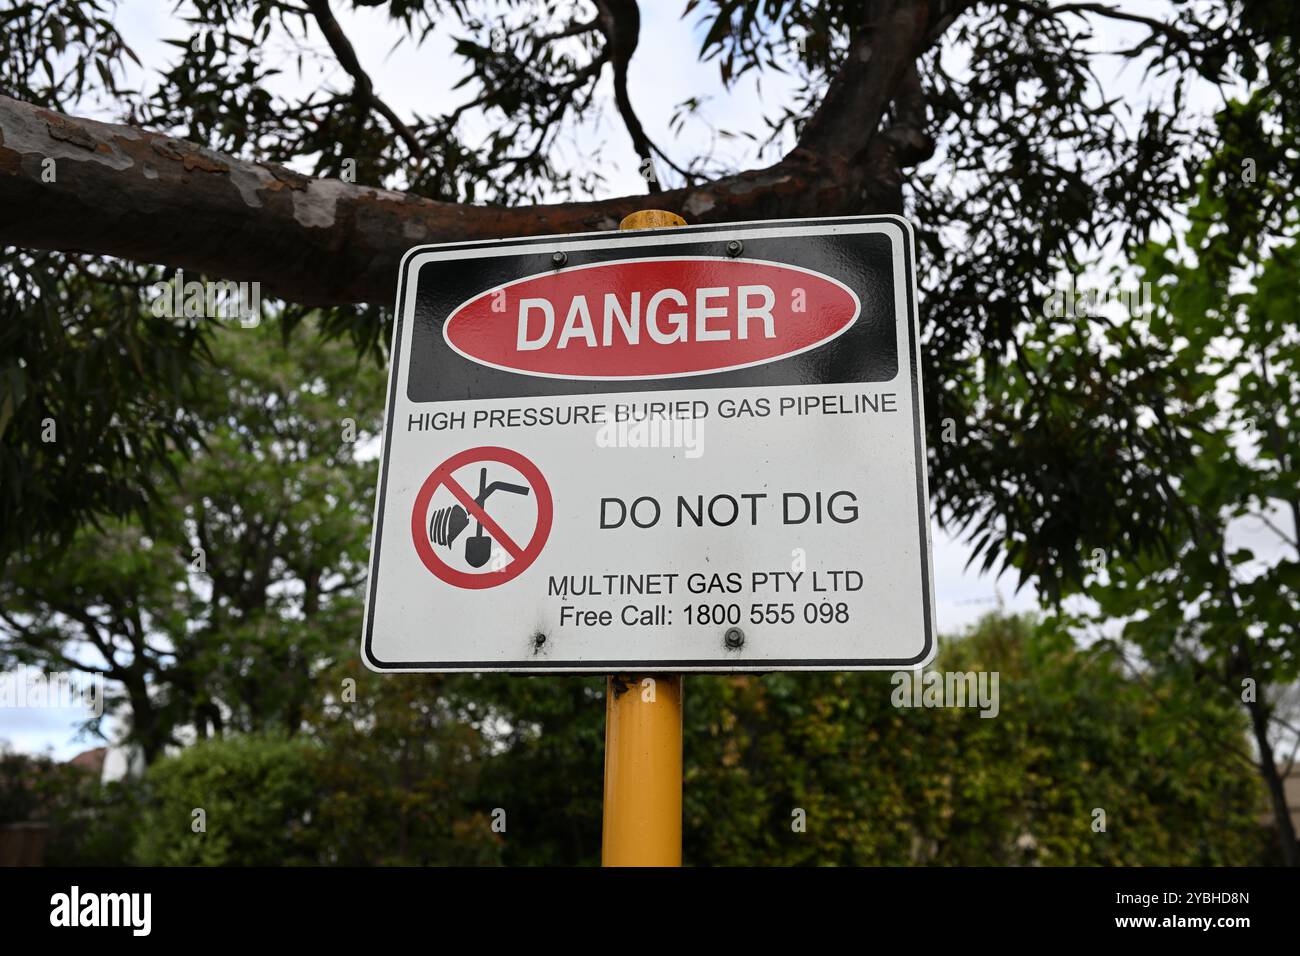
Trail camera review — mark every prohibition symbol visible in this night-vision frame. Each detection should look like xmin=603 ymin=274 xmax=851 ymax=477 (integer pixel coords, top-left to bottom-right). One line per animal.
xmin=410 ymin=446 xmax=553 ymax=589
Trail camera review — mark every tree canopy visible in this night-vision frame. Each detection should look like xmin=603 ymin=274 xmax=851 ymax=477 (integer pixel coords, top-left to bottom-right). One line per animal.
xmin=4 ymin=0 xmax=1298 ymax=593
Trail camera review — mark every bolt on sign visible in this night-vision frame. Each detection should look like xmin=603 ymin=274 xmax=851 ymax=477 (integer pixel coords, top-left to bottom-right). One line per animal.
xmin=363 ymin=216 xmax=935 ymax=672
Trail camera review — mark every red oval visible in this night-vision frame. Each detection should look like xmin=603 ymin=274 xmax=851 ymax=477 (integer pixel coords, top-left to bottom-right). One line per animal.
xmin=442 ymin=257 xmax=860 ymax=379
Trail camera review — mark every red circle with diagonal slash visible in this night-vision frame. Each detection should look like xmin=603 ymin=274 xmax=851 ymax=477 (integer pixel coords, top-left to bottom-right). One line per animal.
xmin=411 ymin=446 xmax=552 ymax=589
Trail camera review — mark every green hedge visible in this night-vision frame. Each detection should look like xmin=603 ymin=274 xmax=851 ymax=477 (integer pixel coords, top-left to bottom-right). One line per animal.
xmin=132 ymin=734 xmax=320 ymax=866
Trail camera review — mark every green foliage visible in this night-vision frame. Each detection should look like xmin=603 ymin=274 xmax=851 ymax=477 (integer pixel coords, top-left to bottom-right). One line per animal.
xmin=41 ymin=776 xmax=141 ymax=867
xmin=0 ymin=254 xmax=210 ymax=564
xmin=11 ymin=612 xmax=1273 ymax=866
xmin=424 ymin=614 xmax=1267 ymax=866
xmin=0 ymin=749 xmax=139 ymax=865
xmin=680 ymin=614 xmax=1267 ymax=866
xmin=0 ymin=748 xmax=58 ymax=825
xmin=133 ymin=733 xmax=320 ymax=865
xmin=309 ymin=662 xmax=505 ymax=866
xmin=464 ymin=674 xmax=608 ymax=866
xmin=132 ymin=707 xmax=504 ymax=866
xmin=688 ymin=0 xmax=1288 ymax=594
xmin=1057 ymin=53 xmax=1300 ymax=860
xmin=0 ymin=318 xmax=383 ymax=760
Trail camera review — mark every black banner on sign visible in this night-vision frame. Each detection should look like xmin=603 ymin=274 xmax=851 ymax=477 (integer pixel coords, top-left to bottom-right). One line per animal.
xmin=403 ymin=223 xmax=901 ymax=402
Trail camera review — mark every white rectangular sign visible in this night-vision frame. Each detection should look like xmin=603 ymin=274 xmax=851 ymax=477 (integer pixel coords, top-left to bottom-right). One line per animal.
xmin=363 ymin=216 xmax=935 ymax=672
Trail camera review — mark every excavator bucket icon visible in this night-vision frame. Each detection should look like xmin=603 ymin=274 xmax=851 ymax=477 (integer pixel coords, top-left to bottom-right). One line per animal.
xmin=428 ymin=467 xmax=530 ymax=567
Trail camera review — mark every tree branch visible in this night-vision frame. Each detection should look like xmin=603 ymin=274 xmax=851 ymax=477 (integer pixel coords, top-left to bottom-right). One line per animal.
xmin=0 ymin=2 xmax=960 ymax=307
xmin=304 ymin=0 xmax=428 ymax=165
xmin=593 ymin=0 xmax=682 ymax=193
xmin=996 ymin=0 xmax=1196 ymax=53
xmin=798 ymin=0 xmax=936 ymax=163
xmin=534 ymin=18 xmax=600 ymax=46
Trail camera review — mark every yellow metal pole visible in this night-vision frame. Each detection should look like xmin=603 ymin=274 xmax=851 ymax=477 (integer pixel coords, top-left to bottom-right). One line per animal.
xmin=601 ymin=208 xmax=688 ymax=868
xmin=602 ymin=673 xmax=684 ymax=866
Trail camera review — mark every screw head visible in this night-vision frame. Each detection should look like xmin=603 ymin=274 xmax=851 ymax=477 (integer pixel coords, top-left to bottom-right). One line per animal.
xmin=551 ymin=251 xmax=568 ymax=267
xmin=724 ymin=627 xmax=745 ymax=649
xmin=725 ymin=239 xmax=743 ymax=257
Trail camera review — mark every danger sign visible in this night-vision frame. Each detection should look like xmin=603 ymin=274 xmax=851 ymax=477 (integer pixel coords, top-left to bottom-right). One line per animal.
xmin=363 ymin=216 xmax=935 ymax=672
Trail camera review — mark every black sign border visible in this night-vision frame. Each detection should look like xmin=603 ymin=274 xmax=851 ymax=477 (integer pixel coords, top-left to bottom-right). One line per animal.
xmin=363 ymin=215 xmax=934 ymax=672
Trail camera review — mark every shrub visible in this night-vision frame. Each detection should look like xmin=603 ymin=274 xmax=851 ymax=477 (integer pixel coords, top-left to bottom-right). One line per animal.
xmin=133 ymin=734 xmax=320 ymax=866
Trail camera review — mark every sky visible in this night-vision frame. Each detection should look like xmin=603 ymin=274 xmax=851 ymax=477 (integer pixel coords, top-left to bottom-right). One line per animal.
xmin=1 ymin=0 xmax=1271 ymax=759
